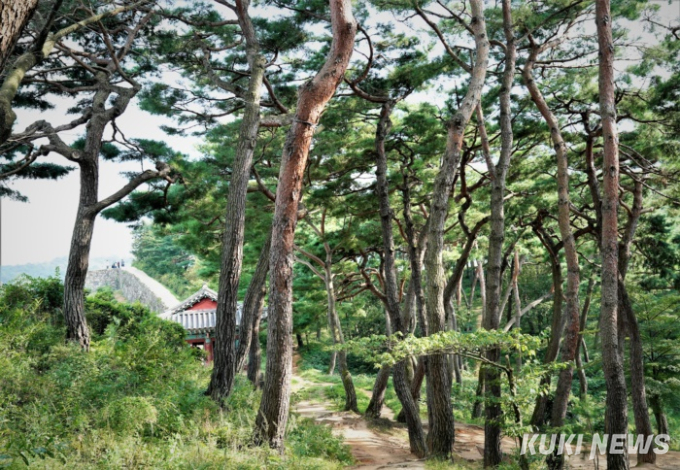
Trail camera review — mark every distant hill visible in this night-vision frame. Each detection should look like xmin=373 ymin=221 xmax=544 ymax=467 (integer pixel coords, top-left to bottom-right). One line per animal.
xmin=1 ymin=256 xmax=133 ymax=284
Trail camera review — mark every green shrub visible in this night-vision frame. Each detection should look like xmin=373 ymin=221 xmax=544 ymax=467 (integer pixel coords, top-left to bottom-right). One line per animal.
xmin=0 ymin=276 xmax=352 ymax=469
xmin=287 ymin=416 xmax=353 ymax=465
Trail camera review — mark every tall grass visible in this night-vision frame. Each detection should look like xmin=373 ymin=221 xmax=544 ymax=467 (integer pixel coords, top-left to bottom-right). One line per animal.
xmin=0 ymin=278 xmax=351 ymax=469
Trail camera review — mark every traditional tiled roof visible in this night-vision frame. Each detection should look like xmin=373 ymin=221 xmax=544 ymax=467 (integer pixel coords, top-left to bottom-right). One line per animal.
xmin=159 ymin=284 xmax=244 ymax=334
xmin=162 ymin=284 xmax=218 ymax=317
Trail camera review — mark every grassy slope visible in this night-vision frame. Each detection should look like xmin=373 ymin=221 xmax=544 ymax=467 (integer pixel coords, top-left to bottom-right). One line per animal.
xmin=0 ymin=302 xmax=352 ymax=469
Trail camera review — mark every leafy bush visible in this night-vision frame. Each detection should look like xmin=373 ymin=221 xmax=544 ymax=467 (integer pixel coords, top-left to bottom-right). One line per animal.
xmin=287 ymin=416 xmax=353 ymax=465
xmin=300 ymin=340 xmax=378 ymax=375
xmin=0 ymin=276 xmax=350 ymax=469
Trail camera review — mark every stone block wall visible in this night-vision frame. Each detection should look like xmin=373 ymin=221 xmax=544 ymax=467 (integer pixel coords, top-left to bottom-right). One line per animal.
xmin=85 ymin=267 xmax=179 ymax=313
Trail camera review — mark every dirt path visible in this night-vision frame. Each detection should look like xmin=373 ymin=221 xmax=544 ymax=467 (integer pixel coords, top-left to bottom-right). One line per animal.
xmin=292 ymin=352 xmax=424 ymax=469
xmin=290 ymin=353 xmax=680 ymax=469
xmin=295 ymin=401 xmax=425 ymax=469
xmin=291 ymin=352 xmax=507 ymax=467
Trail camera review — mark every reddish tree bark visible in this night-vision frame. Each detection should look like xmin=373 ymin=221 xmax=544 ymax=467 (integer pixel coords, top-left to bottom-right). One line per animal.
xmin=253 ymin=0 xmax=356 ymax=449
xmin=596 ymin=1 xmax=629 ymax=468
xmin=584 ymin=113 xmax=655 ymax=465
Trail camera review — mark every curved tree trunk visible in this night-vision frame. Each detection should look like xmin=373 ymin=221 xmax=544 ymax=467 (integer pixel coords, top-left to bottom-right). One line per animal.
xmin=64 ymin=182 xmax=97 ymax=350
xmin=365 ymin=309 xmax=393 ymax=418
xmin=63 ymin=157 xmax=167 ymax=349
xmin=410 ymin=358 xmax=425 ymax=404
xmin=298 ymin=214 xmax=358 ymax=410
xmin=365 ymin=365 xmax=391 ymax=419
xmin=61 ymin=78 xmax=144 ymax=348
xmin=253 ymin=0 xmax=356 ymax=449
xmin=247 ymin=301 xmax=264 ymax=388
xmin=421 ymin=0 xmax=489 ymax=451
xmin=338 ymin=351 xmax=358 ymax=412
xmin=530 ymin=217 xmax=565 ymax=427
xmin=523 ymin=33 xmax=581 ymax=470
xmin=327 ymin=351 xmax=337 ymax=374
xmin=236 ymin=229 xmax=272 ymax=374
xmin=0 ymin=0 xmax=38 ymax=143
xmin=596 ymin=1 xmax=629 ymax=467
xmin=207 ymin=0 xmax=266 ymax=402
xmin=444 ymin=215 xmax=488 ymax=386
xmin=29 ymin=12 xmax=163 ymax=351
xmin=650 ymin=395 xmax=669 ymax=436
xmin=0 ymin=2 xmax=144 ymax=144
xmin=620 ymin=279 xmax=655 ymax=464
xmin=618 ymin=179 xmax=655 ymax=464
xmin=576 ymin=278 xmax=595 ymax=399
xmin=471 ymin=367 xmax=485 ymax=419
xmin=397 ymin=357 xmax=426 ymax=423
xmin=477 ymin=3 xmax=515 ymax=466
xmin=326 ymin=263 xmax=358 ymax=412
xmin=374 ymin=100 xmax=427 ymax=457
xmin=401 ymin=166 xmax=427 ymax=337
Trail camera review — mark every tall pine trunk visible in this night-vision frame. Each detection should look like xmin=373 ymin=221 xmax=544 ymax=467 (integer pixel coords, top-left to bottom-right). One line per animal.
xmin=365 ymin=365 xmax=391 ymax=419
xmin=522 ymin=28 xmax=581 ymax=470
xmin=247 ymin=306 xmax=264 ymax=388
xmin=63 ymin=161 xmax=99 ymax=349
xmin=207 ymin=0 xmax=266 ymax=402
xmin=650 ymin=395 xmax=669 ymax=436
xmin=49 ymin=16 xmax=163 ymax=351
xmin=470 ymin=0 xmax=516 ymax=467
xmin=444 ymin=215 xmax=488 ymax=387
xmin=576 ymin=278 xmax=595 ymax=398
xmin=618 ymin=180 xmax=655 ymax=464
xmin=253 ymin=0 xmax=356 ymax=449
xmin=596 ymin=1 xmax=629 ymax=467
xmin=62 ymin=79 xmax=134 ymax=349
xmin=478 ymin=3 xmax=515 ymax=465
xmin=530 ymin=232 xmax=564 ymax=426
xmin=374 ymin=100 xmax=427 ymax=457
xmin=365 ymin=309 xmax=392 ymax=418
xmin=422 ymin=2 xmax=489 ymax=459
xmin=620 ymin=279 xmax=655 ymax=464
xmin=325 ymin=263 xmax=358 ymax=412
xmin=236 ymin=229 xmax=272 ymax=374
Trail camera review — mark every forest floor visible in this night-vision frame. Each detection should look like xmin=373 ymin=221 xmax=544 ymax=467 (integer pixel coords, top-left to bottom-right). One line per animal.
xmin=291 ymin=353 xmax=427 ymax=469
xmin=291 ymin=352 xmax=502 ymax=469
xmin=291 ymin=352 xmax=680 ymax=469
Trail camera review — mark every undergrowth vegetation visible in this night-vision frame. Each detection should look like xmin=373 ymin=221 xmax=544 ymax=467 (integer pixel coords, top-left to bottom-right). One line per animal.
xmin=0 ymin=276 xmax=351 ymax=469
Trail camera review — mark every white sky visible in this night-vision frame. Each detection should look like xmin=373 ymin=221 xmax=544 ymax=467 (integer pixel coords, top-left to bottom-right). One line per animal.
xmin=1 ymin=104 xmax=202 ymax=266
xmin=1 ymin=1 xmax=677 ymax=267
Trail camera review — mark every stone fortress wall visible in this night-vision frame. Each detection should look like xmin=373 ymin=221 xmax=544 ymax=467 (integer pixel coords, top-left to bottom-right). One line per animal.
xmin=85 ymin=266 xmax=179 ymax=313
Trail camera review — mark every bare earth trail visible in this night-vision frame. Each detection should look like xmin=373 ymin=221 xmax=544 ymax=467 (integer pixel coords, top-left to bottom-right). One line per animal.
xmin=290 ymin=353 xmax=680 ymax=469
xmin=291 ymin=353 xmax=426 ymax=469
xmin=290 ymin=353 xmax=509 ymax=468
